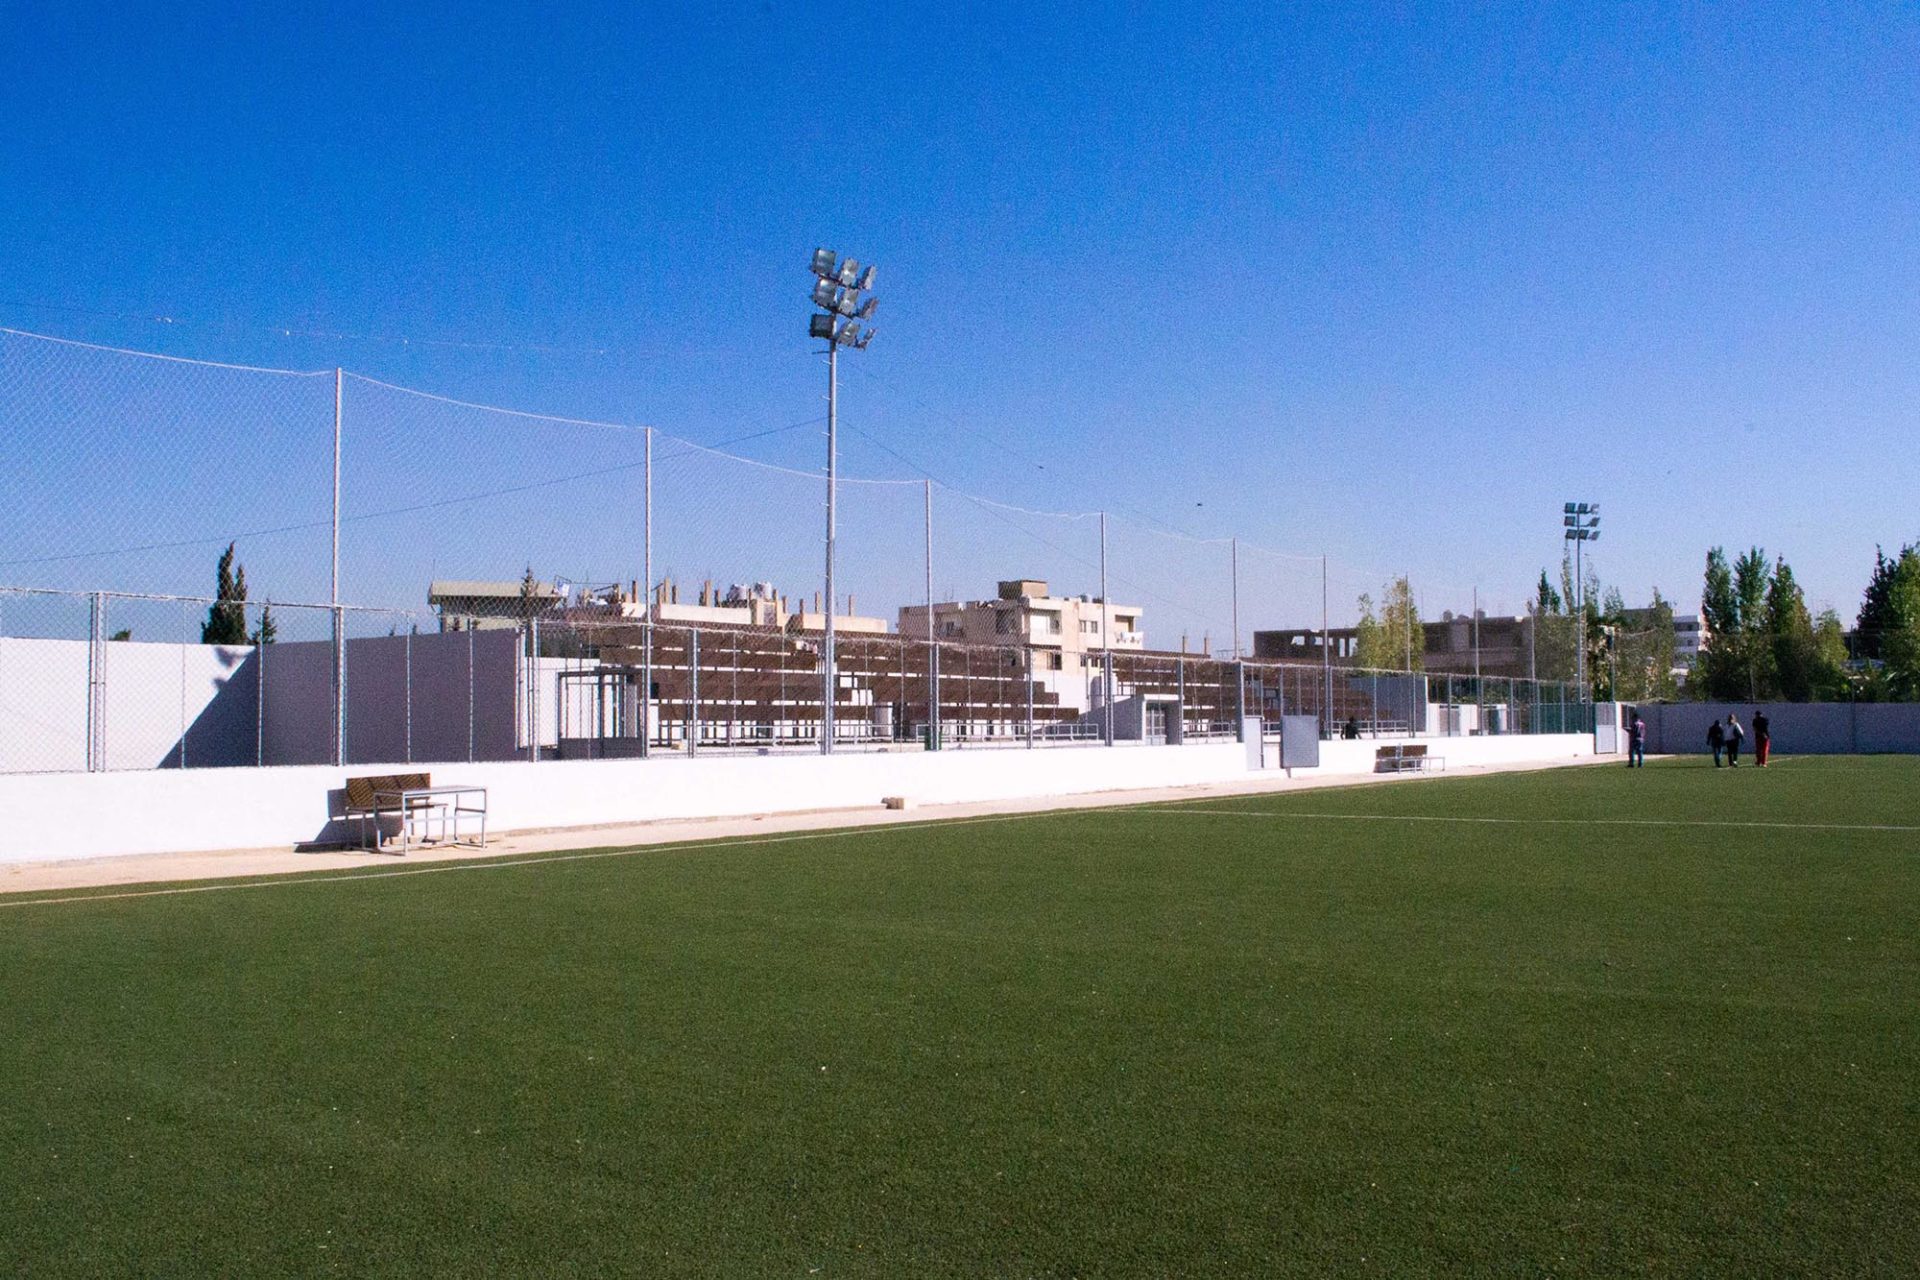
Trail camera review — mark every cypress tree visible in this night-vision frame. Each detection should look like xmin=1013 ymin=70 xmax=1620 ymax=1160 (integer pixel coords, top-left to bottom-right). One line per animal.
xmin=201 ymin=543 xmax=249 ymax=645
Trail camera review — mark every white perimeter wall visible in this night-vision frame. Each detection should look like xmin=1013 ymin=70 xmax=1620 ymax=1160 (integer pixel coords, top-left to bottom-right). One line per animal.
xmin=0 ymin=732 xmax=1595 ymax=866
xmin=0 ymin=637 xmax=256 ymax=773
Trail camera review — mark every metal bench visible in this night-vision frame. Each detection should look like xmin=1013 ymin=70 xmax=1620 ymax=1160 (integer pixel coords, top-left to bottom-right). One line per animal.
xmin=342 ymin=772 xmax=436 ymax=851
xmin=1374 ymin=744 xmax=1445 ymax=773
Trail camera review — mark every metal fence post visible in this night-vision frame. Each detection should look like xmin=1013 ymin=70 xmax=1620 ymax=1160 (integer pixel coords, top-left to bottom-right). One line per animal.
xmin=86 ymin=591 xmax=104 ymax=772
xmin=1100 ymin=511 xmax=1113 ymax=747
xmin=688 ymin=627 xmax=700 ymax=757
xmin=925 ymin=480 xmax=939 ymax=750
xmin=642 ymin=427 xmax=653 ymax=759
xmin=255 ymin=618 xmax=266 ymax=767
xmin=1025 ymin=644 xmax=1035 ymax=747
xmin=1177 ymin=652 xmax=1186 ymax=741
xmin=177 ymin=600 xmax=189 ymax=769
xmin=330 ymin=368 xmax=345 ymax=768
xmin=528 ymin=616 xmax=541 ymax=763
xmin=466 ymin=625 xmax=476 ymax=763
xmin=404 ymin=624 xmax=414 ymax=764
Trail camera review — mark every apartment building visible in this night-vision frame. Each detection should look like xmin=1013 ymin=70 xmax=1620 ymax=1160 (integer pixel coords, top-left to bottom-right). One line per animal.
xmin=897 ymin=578 xmax=1144 ymax=681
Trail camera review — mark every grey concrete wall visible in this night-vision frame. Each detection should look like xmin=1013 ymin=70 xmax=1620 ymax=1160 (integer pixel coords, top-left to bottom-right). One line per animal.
xmin=264 ymin=629 xmax=521 ymax=766
xmin=1637 ymin=702 xmax=1920 ymax=755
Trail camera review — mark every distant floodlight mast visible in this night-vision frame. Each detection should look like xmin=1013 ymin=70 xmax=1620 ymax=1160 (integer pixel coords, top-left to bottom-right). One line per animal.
xmin=1563 ymin=501 xmax=1601 ymax=700
xmin=808 ymin=247 xmax=879 ymax=755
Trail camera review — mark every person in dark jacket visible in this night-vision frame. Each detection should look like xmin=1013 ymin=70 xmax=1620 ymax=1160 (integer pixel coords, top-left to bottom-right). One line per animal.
xmin=1627 ymin=713 xmax=1646 ymax=767
xmin=1754 ymin=710 xmax=1771 ymax=767
xmin=1707 ymin=718 xmax=1725 ymax=766
xmin=1725 ymin=713 xmax=1745 ymax=767
xmin=1341 ymin=716 xmax=1360 ymax=740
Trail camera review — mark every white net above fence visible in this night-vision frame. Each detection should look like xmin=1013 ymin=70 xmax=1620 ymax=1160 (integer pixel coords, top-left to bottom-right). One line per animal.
xmin=0 ymin=326 xmax=1591 ymax=775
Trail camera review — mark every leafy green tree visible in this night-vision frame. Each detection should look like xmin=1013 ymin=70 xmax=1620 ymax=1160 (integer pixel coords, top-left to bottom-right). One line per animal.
xmin=201 ymin=543 xmax=249 ymax=645
xmin=1612 ymin=589 xmax=1677 ymax=702
xmin=1857 ymin=544 xmax=1913 ymax=661
xmin=1811 ymin=609 xmax=1853 ymax=701
xmin=1731 ymin=547 xmax=1773 ymax=700
xmin=1880 ymin=547 xmax=1920 ymax=700
xmin=1353 ymin=578 xmax=1424 ymax=671
xmin=1694 ymin=548 xmax=1741 ymax=699
xmin=1535 ymin=570 xmax=1561 ymax=615
xmin=250 ymin=604 xmax=278 ymax=646
xmin=1764 ymin=557 xmax=1818 ymax=702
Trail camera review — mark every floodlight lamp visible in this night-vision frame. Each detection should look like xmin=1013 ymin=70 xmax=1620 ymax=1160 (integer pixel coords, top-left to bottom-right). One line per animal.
xmin=855 ymin=329 xmax=874 ymax=349
xmin=1588 ymin=503 xmax=1601 ymax=515
xmin=1587 ymin=529 xmax=1601 ymax=541
xmin=855 ymin=265 xmax=875 ymax=291
xmin=1564 ymin=515 xmax=1578 ymax=526
xmin=835 ymin=319 xmax=860 ymax=345
xmin=837 ymin=259 xmax=861 ymax=287
xmin=833 ymin=290 xmax=860 ymax=318
xmin=855 ymin=296 xmax=876 ymax=320
xmin=1564 ymin=502 xmax=1578 ymax=513
xmin=811 ymin=279 xmax=838 ymax=308
xmin=811 ymin=248 xmax=838 ymax=278
xmin=809 ymin=314 xmax=835 ymax=340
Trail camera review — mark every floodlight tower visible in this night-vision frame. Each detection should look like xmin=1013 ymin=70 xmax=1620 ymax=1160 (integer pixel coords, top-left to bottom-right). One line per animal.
xmin=1563 ymin=502 xmax=1601 ymax=700
xmin=807 ymin=248 xmax=877 ymax=755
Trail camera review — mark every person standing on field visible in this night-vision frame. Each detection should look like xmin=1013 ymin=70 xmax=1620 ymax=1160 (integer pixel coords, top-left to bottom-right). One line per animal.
xmin=1707 ymin=717 xmax=1725 ymax=767
xmin=1725 ymin=712 xmax=1745 ymax=767
xmin=1627 ymin=712 xmax=1646 ymax=767
xmin=1754 ymin=709 xmax=1771 ymax=767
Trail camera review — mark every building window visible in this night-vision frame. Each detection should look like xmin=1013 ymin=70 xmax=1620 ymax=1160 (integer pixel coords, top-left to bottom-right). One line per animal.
xmin=1045 ymin=652 xmax=1063 ymax=670
xmin=995 ymin=612 xmax=1018 ymax=635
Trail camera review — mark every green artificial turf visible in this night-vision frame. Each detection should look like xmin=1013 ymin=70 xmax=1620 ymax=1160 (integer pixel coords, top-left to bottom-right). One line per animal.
xmin=3 ymin=757 xmax=1917 ymax=1276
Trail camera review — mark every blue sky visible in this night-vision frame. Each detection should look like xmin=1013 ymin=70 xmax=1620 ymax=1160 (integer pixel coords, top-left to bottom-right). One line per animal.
xmin=3 ymin=2 xmax=1917 ymax=636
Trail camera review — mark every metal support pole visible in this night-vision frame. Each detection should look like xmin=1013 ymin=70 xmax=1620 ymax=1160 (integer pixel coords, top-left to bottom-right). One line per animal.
xmin=1236 ymin=660 xmax=1247 ymax=740
xmin=925 ymin=479 xmax=939 ymax=750
xmin=642 ymin=428 xmax=652 ymax=759
xmin=822 ymin=343 xmax=838 ymax=755
xmin=1231 ymin=536 xmax=1246 ymax=742
xmin=1025 ymin=644 xmax=1035 ymax=747
xmin=689 ymin=627 xmax=700 ymax=757
xmin=1230 ymin=536 xmax=1240 ymax=661
xmin=1575 ymin=535 xmax=1586 ymax=701
xmin=528 ymin=616 xmax=541 ymax=763
xmin=331 ymin=368 xmax=345 ymax=767
xmin=85 ymin=591 xmax=104 ymax=772
xmin=1100 ymin=511 xmax=1113 ymax=747
xmin=1177 ymin=652 xmax=1186 ymax=740
xmin=1321 ymin=555 xmax=1332 ymax=738
xmin=178 ymin=600 xmax=189 ymax=769
xmin=255 ymin=619 xmax=265 ymax=768
xmin=466 ymin=625 xmax=476 ymax=763
xmin=405 ymin=624 xmax=413 ymax=763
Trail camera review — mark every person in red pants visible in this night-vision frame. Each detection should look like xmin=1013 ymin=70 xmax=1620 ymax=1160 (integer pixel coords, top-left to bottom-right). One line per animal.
xmin=1754 ymin=709 xmax=1771 ymax=767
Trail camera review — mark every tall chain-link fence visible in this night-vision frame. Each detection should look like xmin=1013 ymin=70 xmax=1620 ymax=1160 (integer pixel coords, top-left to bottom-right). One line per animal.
xmin=1 ymin=326 xmax=1588 ymax=774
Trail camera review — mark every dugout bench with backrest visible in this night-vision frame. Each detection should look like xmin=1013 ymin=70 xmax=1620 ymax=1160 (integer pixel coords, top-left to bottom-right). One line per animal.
xmin=1374 ymin=744 xmax=1445 ymax=773
xmin=342 ymin=772 xmax=435 ymax=850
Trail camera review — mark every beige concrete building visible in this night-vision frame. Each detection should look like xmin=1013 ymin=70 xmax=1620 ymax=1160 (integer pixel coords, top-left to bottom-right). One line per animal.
xmin=645 ymin=578 xmax=888 ymax=635
xmin=432 ymin=577 xmax=888 ymax=636
xmin=897 ymin=579 xmax=1144 ymax=680
xmin=429 ymin=579 xmax=565 ymax=631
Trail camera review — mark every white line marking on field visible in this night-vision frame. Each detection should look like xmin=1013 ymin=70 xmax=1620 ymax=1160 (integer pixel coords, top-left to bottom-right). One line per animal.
xmin=1140 ymin=808 xmax=1920 ymax=833
xmin=0 ymin=808 xmax=1106 ymax=911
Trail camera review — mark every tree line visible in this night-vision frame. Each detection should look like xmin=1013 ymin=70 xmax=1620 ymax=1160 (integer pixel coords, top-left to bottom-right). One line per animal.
xmin=1690 ymin=543 xmax=1920 ymax=703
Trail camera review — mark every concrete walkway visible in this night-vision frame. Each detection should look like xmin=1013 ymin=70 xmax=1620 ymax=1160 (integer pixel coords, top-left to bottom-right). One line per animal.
xmin=1 ymin=753 xmax=1628 ymax=896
